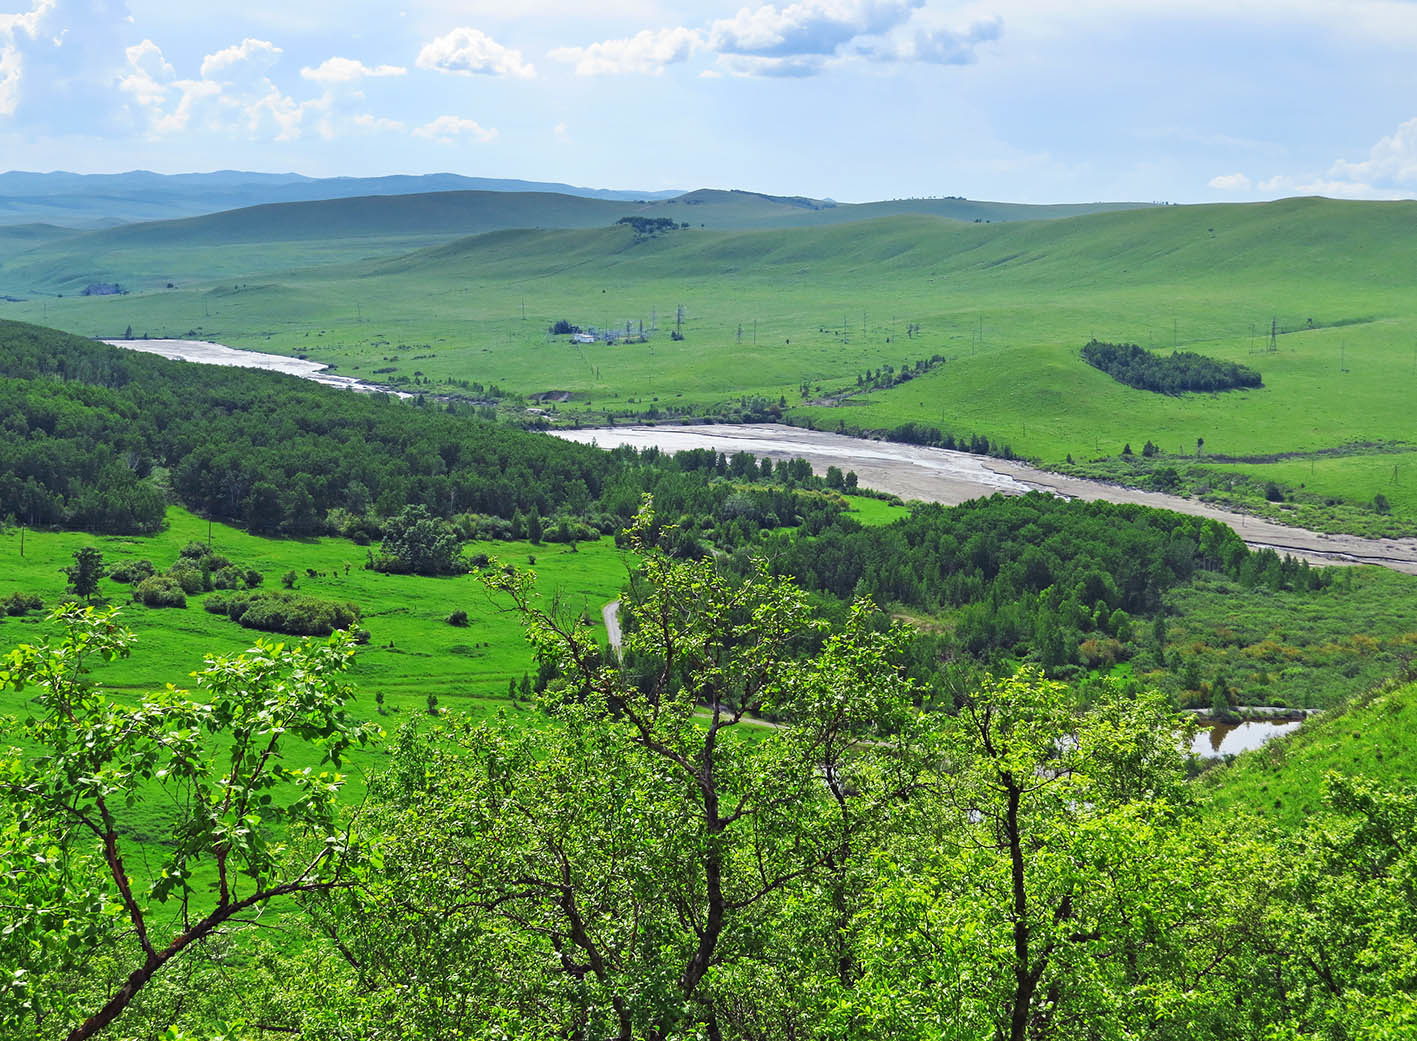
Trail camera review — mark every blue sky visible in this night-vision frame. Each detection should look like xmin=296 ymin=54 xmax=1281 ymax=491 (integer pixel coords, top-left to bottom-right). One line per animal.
xmin=3 ymin=0 xmax=1417 ymax=203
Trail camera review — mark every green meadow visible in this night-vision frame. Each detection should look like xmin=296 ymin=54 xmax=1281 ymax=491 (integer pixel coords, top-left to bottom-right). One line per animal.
xmin=0 ymin=507 xmax=627 ymax=715
xmin=4 ymin=195 xmax=1417 ymax=530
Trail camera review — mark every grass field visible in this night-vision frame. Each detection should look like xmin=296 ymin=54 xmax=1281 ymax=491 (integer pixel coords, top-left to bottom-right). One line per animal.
xmin=5 ymin=195 xmax=1417 ymax=531
xmin=0 ymin=507 xmax=630 ymax=714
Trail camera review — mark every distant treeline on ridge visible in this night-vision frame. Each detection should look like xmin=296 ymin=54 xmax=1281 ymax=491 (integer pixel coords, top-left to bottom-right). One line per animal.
xmin=1081 ymin=339 xmax=1262 ymax=394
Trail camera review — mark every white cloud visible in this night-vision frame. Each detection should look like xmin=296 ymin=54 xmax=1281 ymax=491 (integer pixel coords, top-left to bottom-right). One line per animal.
xmin=1238 ymin=116 xmax=1417 ymax=200
xmin=553 ymin=120 xmax=569 ymax=141
xmin=117 ymin=38 xmax=172 ymax=107
xmin=354 ymin=112 xmax=406 ymax=132
xmin=708 ymin=0 xmax=923 ymax=57
xmin=120 ymin=36 xmax=319 ymax=141
xmin=716 ymin=53 xmax=826 ymax=77
xmin=554 ymin=0 xmax=995 ymax=79
xmin=200 ymin=37 xmax=282 ymax=83
xmin=301 ymin=56 xmax=406 ymax=84
xmin=0 ymin=0 xmax=53 ymax=115
xmin=416 ymin=27 xmax=534 ymax=78
xmin=1208 ymin=172 xmax=1252 ymax=191
xmin=864 ymin=17 xmax=1002 ymax=64
xmin=412 ymin=114 xmax=498 ymax=143
xmin=1328 ymin=115 xmax=1417 ymax=190
xmin=549 ymin=26 xmax=700 ymax=76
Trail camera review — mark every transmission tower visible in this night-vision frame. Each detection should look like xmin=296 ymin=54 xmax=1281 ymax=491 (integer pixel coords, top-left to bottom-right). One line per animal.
xmin=1268 ymin=317 xmax=1278 ymax=353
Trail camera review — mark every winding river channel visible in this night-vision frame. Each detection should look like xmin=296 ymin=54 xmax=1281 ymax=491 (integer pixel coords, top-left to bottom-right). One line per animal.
xmin=553 ymin=425 xmax=1417 ymax=576
xmin=103 ymin=339 xmax=1417 ymax=575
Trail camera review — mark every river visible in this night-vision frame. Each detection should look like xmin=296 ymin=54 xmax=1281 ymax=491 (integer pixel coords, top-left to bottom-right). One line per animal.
xmin=552 ymin=425 xmax=1417 ymax=575
xmin=101 ymin=340 xmax=1417 ymax=576
xmin=101 ymin=338 xmax=412 ymax=397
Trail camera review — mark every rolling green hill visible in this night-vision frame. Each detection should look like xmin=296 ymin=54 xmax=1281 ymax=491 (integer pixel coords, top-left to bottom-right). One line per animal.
xmin=0 ymin=169 xmax=686 ymax=227
xmin=7 ymin=194 xmax=1417 ymax=535
xmin=0 ymin=187 xmax=1155 ymax=294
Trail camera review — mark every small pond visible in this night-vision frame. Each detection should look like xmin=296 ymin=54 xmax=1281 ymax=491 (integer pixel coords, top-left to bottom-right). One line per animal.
xmin=1191 ymin=718 xmax=1305 ymax=758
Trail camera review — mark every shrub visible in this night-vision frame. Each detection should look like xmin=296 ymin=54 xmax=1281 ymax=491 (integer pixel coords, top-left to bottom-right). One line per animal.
xmin=206 ymin=591 xmax=360 ymax=636
xmin=134 ymin=576 xmax=186 ymax=608
xmin=109 ymin=559 xmax=156 ymax=584
xmin=212 ymin=565 xmax=248 ymax=590
xmin=167 ymin=560 xmax=207 ymax=595
xmin=245 ymin=568 xmax=264 ymax=588
xmin=3 ymin=592 xmax=44 ymax=616
xmin=446 ymin=609 xmax=469 ymax=627
xmin=179 ymin=541 xmax=211 ymax=560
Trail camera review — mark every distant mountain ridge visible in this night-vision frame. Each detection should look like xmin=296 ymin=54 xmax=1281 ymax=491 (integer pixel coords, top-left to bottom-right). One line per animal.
xmin=0 ymin=170 xmax=686 ymax=227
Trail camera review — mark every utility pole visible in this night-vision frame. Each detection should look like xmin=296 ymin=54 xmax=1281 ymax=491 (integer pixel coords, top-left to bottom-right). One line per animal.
xmin=18 ymin=525 xmax=24 ymax=557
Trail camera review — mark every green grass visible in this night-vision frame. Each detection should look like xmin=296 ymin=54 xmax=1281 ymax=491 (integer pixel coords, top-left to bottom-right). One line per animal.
xmin=0 ymin=507 xmax=629 ymax=712
xmin=842 ymin=494 xmax=909 ymax=526
xmin=0 ymin=507 xmax=633 ymax=896
xmin=8 ymin=196 xmax=1417 ymax=532
xmin=1199 ymin=676 xmax=1417 ymax=829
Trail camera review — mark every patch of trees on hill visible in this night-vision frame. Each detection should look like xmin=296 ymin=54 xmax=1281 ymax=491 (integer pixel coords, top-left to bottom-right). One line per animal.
xmin=615 ymin=216 xmax=687 ymax=236
xmin=1081 ymin=339 xmax=1262 ymax=394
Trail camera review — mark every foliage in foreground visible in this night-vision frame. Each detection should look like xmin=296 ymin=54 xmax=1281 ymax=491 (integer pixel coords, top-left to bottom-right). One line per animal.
xmin=2 ymin=523 xmax=1416 ymax=1040
xmin=0 ymin=608 xmax=374 ymax=1041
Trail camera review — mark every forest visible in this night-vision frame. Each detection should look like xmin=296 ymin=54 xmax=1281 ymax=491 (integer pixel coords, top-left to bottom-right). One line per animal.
xmin=1081 ymin=339 xmax=1263 ymax=394
xmin=0 ymin=321 xmax=856 ymax=544
xmin=2 ymin=527 xmax=1414 ymax=1041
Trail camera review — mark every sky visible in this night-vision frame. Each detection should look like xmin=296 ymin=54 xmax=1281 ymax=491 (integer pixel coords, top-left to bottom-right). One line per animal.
xmin=2 ymin=0 xmax=1417 ymax=203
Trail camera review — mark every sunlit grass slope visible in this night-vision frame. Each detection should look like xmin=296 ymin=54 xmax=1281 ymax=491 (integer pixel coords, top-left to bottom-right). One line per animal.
xmin=1200 ymin=675 xmax=1417 ymax=830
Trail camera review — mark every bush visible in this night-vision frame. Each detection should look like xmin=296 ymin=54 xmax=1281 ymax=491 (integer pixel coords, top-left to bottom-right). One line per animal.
xmin=212 ymin=565 xmax=248 ymax=590
xmin=3 ymin=592 xmax=44 ymax=616
xmin=167 ymin=560 xmax=207 ymax=595
xmin=446 ymin=609 xmax=469 ymax=627
xmin=245 ymin=568 xmax=264 ymax=588
xmin=133 ymin=576 xmax=186 ymax=608
xmin=179 ymin=541 xmax=211 ymax=560
xmin=206 ymin=591 xmax=361 ymax=636
xmin=109 ymin=559 xmax=156 ymax=584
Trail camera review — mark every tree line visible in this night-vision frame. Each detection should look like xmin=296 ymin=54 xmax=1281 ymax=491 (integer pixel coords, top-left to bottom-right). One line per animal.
xmin=0 ymin=321 xmax=857 ymax=541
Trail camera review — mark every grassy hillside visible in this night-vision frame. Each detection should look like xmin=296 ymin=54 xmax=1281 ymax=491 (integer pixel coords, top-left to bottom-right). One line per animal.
xmin=0 ymin=507 xmax=626 ymax=709
xmin=8 ymin=195 xmax=1417 ymax=533
xmin=1200 ymin=673 xmax=1417 ymax=829
xmin=0 ymin=188 xmax=1155 ymax=293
